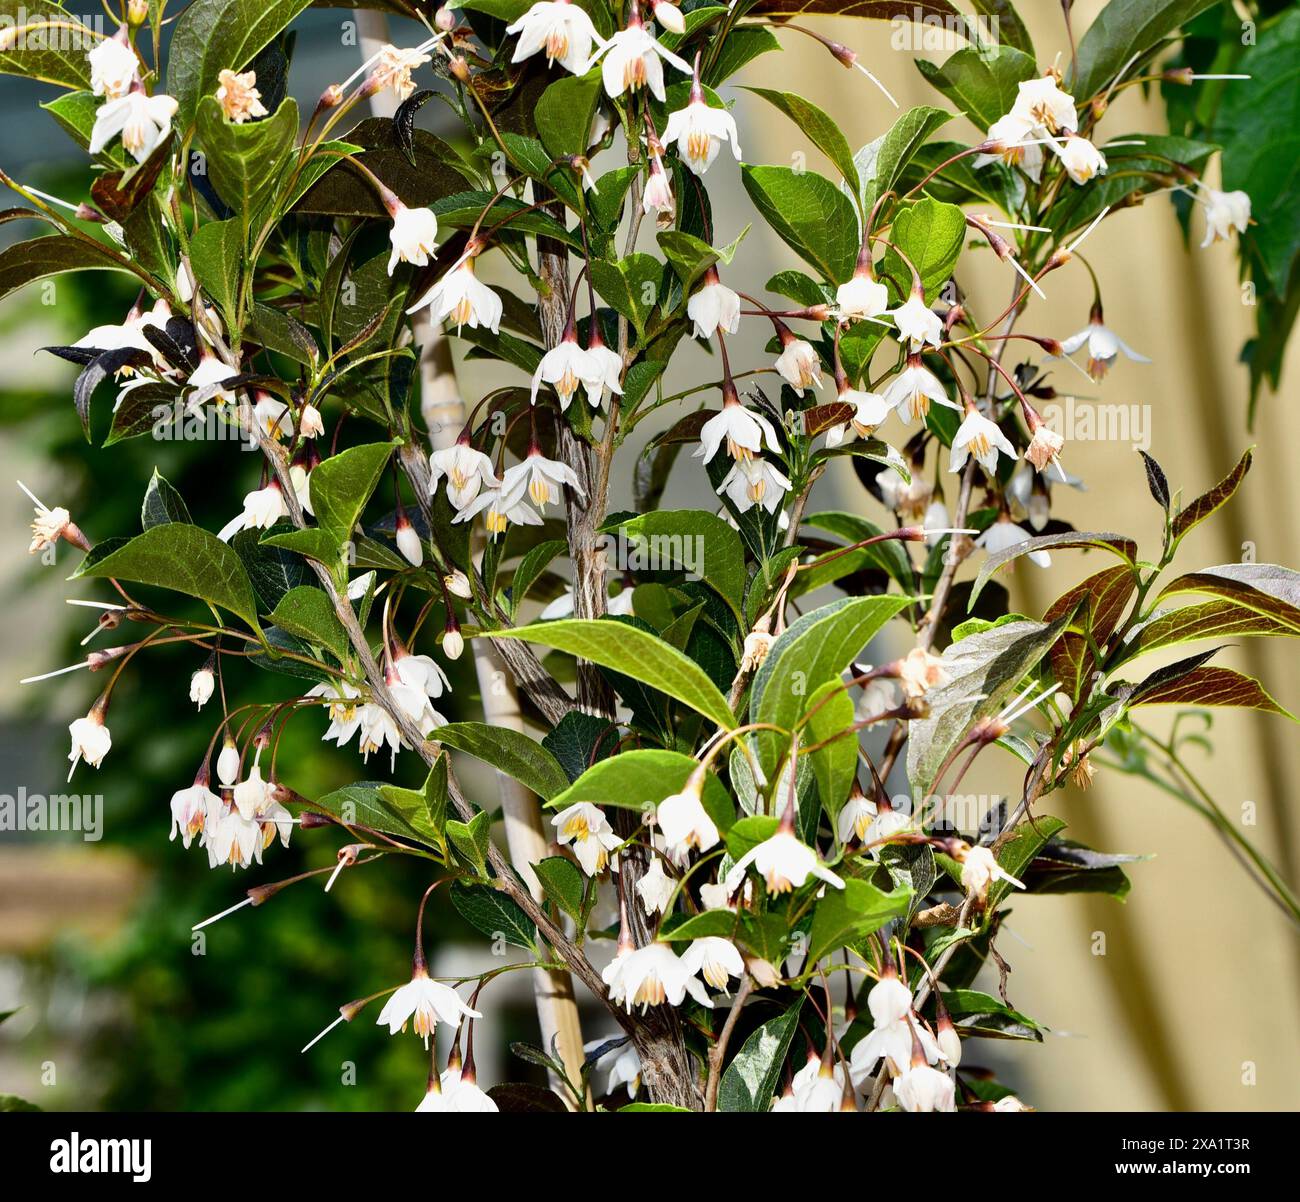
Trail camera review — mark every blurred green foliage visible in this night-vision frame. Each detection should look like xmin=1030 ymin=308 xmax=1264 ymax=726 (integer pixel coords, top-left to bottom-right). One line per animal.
xmin=1 ymin=170 xmax=503 ymax=1112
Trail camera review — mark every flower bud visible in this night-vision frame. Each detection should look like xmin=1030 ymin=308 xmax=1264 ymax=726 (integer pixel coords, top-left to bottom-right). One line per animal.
xmin=190 ymin=665 xmax=215 ymax=710
xmin=127 ymin=0 xmax=148 ymax=25
xmin=395 ymin=513 xmax=423 ymax=567
xmin=450 ymin=55 xmax=470 ymax=83
xmin=435 ymin=4 xmax=456 ymax=31
xmin=443 ymin=624 xmax=464 ymax=661
xmin=299 ymin=402 xmax=324 ymax=439
xmin=653 ymin=1 xmax=685 ymax=33
xmin=444 ymin=569 xmax=473 ymax=599
xmin=217 ymin=737 xmax=240 ymax=787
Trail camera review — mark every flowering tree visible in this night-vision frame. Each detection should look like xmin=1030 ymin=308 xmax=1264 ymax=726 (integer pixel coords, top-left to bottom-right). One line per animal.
xmin=5 ymin=0 xmax=1297 ymax=1113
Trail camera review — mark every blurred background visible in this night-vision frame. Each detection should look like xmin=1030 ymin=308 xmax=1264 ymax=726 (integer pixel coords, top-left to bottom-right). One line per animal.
xmin=0 ymin=2 xmax=1296 ymax=1111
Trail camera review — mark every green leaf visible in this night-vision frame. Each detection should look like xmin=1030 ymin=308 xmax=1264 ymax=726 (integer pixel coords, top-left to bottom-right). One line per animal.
xmin=880 ymin=196 xmax=966 ymax=301
xmin=268 ymin=586 xmax=349 ymax=661
xmin=741 ymin=87 xmax=861 ymax=195
xmin=751 ymin=595 xmax=910 ymax=773
xmin=657 ymin=226 xmax=746 ymax=296
xmin=941 ymin=988 xmax=1042 ymax=1041
xmin=310 ymin=780 xmax=441 ymax=847
xmin=535 ymin=68 xmax=603 ymax=158
xmin=803 ymin=679 xmax=858 ymax=822
xmin=73 ymin=522 xmax=262 ymax=634
xmin=915 ymin=44 xmax=1037 ymax=129
xmin=1046 ymin=134 xmax=1218 ymax=239
xmin=806 ymin=877 xmax=911 ymax=965
xmin=509 ymin=538 xmax=567 ymax=613
xmin=546 ymin=749 xmax=734 ymax=832
xmin=969 ymin=531 xmax=1136 ymax=608
xmin=1171 ymin=448 xmax=1252 ymax=541
xmin=167 ymin=0 xmax=313 ymax=128
xmin=447 ymin=809 xmax=493 ymax=877
xmin=450 ymin=880 xmax=538 ymax=950
xmin=659 ymin=910 xmax=739 ymax=941
xmin=799 ymin=511 xmax=915 ymax=594
xmin=614 ymin=509 xmax=746 ymax=621
xmin=196 ymin=95 xmax=299 ymax=218
xmin=0 ymin=233 xmax=135 ymax=302
xmin=188 ymin=218 xmax=244 ymax=330
xmin=588 ymin=253 xmax=662 ymax=341
xmin=740 ymin=164 xmax=859 ymax=283
xmin=533 ymin=856 xmax=586 ymax=922
xmin=907 ymin=616 xmax=1074 ymax=798
xmin=717 ymin=996 xmax=803 ymax=1113
xmin=704 ymin=26 xmax=782 ymax=87
xmin=855 ymin=105 xmax=952 ymax=216
xmin=0 ymin=2 xmax=93 ymax=88
xmin=308 ymin=440 xmax=395 ymax=545
xmin=617 ymin=1102 xmax=694 ymax=1112
xmin=434 ymin=722 xmax=571 ymax=802
xmin=1070 ymin=0 xmax=1223 ymax=102
xmin=141 ymin=469 xmax=192 ymax=528
xmin=491 ymin=618 xmax=737 ymax=729
xmin=986 ymin=816 xmax=1066 ymax=910
xmin=1212 ymin=9 xmax=1300 ymax=293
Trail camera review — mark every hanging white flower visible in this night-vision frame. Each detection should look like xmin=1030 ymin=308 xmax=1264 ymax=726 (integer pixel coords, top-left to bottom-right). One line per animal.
xmin=602 ymin=942 xmax=712 ymax=1012
xmin=824 ymin=387 xmax=890 ymax=448
xmin=90 ymin=90 xmax=178 ymax=162
xmin=506 ymin=0 xmax=602 ymax=75
xmin=500 ymin=449 xmax=586 ymax=510
xmin=773 ymin=337 xmax=822 ymax=395
xmin=1058 ymin=314 xmax=1149 ymax=380
xmin=679 ymin=936 xmax=744 ymax=990
xmin=836 ymin=272 xmax=889 ymax=321
xmin=169 ymin=782 xmax=218 ymax=849
xmin=408 ymin=257 xmax=502 ymax=332
xmin=1199 ymin=187 xmax=1251 ymax=247
xmin=686 ymin=270 xmax=741 ymax=339
xmin=895 ymin=1062 xmax=956 ymax=1112
xmin=655 ymin=783 xmax=720 ymax=856
xmin=958 ymin=843 xmax=1025 ymax=902
xmin=724 ymin=830 xmax=844 ymax=896
xmin=430 ymin=441 xmax=499 ymax=510
xmin=376 ymin=971 xmax=481 ymax=1045
xmin=89 ymin=35 xmax=139 ymax=100
xmin=530 ymin=336 xmax=604 ymax=410
xmin=452 ymin=484 xmax=545 ymax=538
xmin=881 ymin=357 xmax=959 ymax=423
xmin=590 ymin=19 xmax=690 ymax=103
xmin=889 ymin=292 xmax=943 ymax=349
xmin=976 ymin=514 xmax=1051 ymax=568
xmin=695 ymin=399 xmax=782 ymax=463
xmin=1054 ymin=133 xmax=1107 ymax=185
xmin=662 ymin=93 xmax=741 ymax=176
xmin=716 ymin=456 xmax=791 ymax=515
xmin=635 ymin=856 xmax=676 ymax=915
xmin=552 ymin=802 xmax=622 ymax=875
xmin=949 ymin=408 xmax=1017 ymax=475
xmin=387 ymin=202 xmax=440 ymax=275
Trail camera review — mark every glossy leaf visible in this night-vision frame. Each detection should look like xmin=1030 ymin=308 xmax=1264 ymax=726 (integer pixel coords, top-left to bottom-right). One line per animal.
xmin=492 ymin=618 xmax=737 ymax=729
xmin=73 ymin=522 xmax=262 ymax=634
xmin=717 ymin=996 xmax=803 ymax=1113
xmin=434 ymin=721 xmax=571 ymax=802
